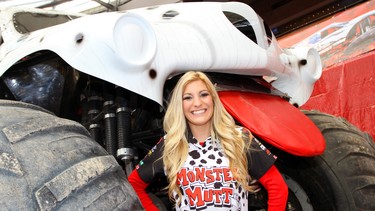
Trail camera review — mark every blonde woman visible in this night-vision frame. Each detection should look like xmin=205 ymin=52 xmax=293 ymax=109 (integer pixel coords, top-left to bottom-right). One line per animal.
xmin=129 ymin=71 xmax=288 ymax=210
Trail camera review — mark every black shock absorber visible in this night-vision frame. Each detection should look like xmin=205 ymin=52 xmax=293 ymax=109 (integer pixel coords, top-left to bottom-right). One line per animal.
xmin=103 ymin=84 xmax=117 ymax=156
xmin=115 ymin=87 xmax=133 ymax=176
xmin=87 ymin=80 xmax=103 ymax=145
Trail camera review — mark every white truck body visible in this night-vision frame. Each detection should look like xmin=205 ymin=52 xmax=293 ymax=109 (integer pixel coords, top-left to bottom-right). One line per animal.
xmin=0 ymin=2 xmax=322 ymax=106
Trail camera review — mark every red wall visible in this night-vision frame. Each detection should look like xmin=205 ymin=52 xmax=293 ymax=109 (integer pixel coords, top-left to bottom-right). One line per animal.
xmin=302 ymin=51 xmax=375 ymax=139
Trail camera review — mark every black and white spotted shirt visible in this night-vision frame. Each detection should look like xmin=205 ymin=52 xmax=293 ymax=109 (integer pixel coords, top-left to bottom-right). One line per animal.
xmin=135 ymin=127 xmax=277 ymax=210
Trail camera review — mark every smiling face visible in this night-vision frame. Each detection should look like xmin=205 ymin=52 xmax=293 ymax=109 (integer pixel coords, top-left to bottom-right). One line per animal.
xmin=182 ymin=80 xmax=214 ymax=130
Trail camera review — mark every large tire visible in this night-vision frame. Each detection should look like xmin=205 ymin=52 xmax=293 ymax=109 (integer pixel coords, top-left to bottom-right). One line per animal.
xmin=0 ymin=100 xmax=143 ymax=210
xmin=276 ymin=110 xmax=375 ymax=211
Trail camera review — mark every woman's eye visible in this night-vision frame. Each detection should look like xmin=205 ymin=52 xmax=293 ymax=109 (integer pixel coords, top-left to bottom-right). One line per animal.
xmin=183 ymin=96 xmax=192 ymax=101
xmin=200 ymin=92 xmax=210 ymax=97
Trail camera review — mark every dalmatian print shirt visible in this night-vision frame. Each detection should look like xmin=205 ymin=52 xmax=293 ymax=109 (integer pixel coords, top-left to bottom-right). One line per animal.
xmin=136 ymin=127 xmax=277 ymax=210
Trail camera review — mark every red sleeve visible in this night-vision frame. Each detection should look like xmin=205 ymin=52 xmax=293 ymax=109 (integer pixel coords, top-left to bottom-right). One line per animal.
xmin=258 ymin=165 xmax=288 ymax=211
xmin=128 ymin=169 xmax=159 ymax=211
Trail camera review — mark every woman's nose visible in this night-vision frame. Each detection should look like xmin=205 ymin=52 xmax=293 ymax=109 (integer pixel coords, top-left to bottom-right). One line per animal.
xmin=193 ymin=97 xmax=202 ymax=107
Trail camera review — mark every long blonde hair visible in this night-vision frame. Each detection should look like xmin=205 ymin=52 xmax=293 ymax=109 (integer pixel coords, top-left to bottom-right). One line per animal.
xmin=163 ymin=71 xmax=254 ymax=202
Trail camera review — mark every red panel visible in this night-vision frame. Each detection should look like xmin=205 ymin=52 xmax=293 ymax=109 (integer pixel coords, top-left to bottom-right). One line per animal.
xmin=219 ymin=91 xmax=325 ymax=156
xmin=303 ymin=51 xmax=375 ymax=139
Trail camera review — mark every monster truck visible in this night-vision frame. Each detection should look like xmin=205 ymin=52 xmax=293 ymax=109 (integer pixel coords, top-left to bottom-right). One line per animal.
xmin=0 ymin=2 xmax=374 ymax=210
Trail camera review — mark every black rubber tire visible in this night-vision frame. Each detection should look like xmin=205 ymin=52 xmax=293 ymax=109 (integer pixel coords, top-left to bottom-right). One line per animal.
xmin=276 ymin=110 xmax=375 ymax=211
xmin=0 ymin=100 xmax=143 ymax=210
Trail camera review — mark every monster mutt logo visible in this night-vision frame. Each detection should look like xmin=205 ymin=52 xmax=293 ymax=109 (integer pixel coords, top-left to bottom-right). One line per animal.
xmin=177 ymin=167 xmax=238 ymax=209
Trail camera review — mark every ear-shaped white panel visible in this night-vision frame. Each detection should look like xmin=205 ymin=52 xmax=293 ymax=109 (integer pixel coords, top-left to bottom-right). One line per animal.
xmin=292 ymin=47 xmax=322 ymax=85
xmin=273 ymin=47 xmax=322 ymax=106
xmin=113 ymin=13 xmax=156 ymax=68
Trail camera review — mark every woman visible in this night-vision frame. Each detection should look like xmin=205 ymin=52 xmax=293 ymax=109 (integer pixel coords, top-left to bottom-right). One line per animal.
xmin=128 ymin=71 xmax=288 ymax=210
